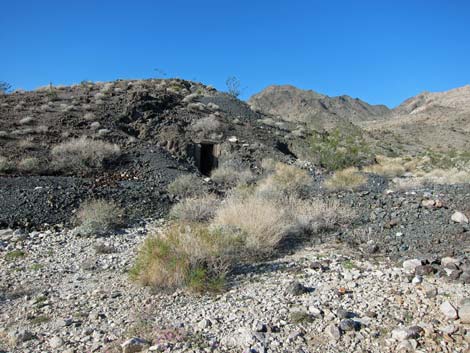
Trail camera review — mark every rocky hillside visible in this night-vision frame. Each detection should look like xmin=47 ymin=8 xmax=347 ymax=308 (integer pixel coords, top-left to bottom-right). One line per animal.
xmin=248 ymin=85 xmax=390 ymax=128
xmin=0 ymin=79 xmax=302 ymax=228
xmin=363 ymin=85 xmax=470 ymax=152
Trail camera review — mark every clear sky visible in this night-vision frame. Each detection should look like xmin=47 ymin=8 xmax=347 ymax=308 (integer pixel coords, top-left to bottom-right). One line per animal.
xmin=1 ymin=0 xmax=469 ymax=107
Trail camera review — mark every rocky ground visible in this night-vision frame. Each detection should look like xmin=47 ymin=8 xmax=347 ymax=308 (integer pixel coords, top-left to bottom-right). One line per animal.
xmin=1 ymin=182 xmax=470 ymax=353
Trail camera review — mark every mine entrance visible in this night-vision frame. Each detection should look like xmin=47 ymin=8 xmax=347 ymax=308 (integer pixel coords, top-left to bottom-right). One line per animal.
xmin=194 ymin=143 xmax=220 ymax=176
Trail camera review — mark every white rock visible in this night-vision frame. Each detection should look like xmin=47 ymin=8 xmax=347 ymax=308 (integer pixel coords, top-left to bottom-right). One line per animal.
xmin=402 ymin=259 xmax=422 ymax=274
xmin=440 ymin=301 xmax=458 ymax=320
xmin=49 ymin=336 xmax=64 ymax=349
xmin=458 ymin=304 xmax=470 ymax=324
xmin=451 ymin=211 xmax=468 ymax=224
xmin=121 ymin=337 xmax=149 ymax=353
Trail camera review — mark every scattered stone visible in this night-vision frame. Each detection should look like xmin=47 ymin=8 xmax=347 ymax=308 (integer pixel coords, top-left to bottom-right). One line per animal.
xmin=121 ymin=337 xmax=150 ymax=353
xmin=440 ymin=301 xmax=458 ymax=320
xmin=391 ymin=326 xmax=423 ymax=341
xmin=286 ymin=281 xmax=309 ymax=296
xmin=326 ymin=324 xmax=341 ymax=341
xmin=451 ymin=211 xmax=468 ymax=224
xmin=8 ymin=329 xmax=34 ymax=345
xmin=458 ymin=304 xmax=470 ymax=324
xmin=339 ymin=319 xmax=359 ymax=332
xmin=402 ymin=259 xmax=422 ymax=274
xmin=48 ymin=336 xmax=64 ymax=349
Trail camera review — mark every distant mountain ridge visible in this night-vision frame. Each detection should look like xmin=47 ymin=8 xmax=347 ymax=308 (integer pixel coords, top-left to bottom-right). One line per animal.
xmin=248 ymin=85 xmax=390 ymax=127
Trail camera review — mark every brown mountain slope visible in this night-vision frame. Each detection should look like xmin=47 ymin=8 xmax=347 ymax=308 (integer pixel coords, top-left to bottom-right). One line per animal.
xmin=248 ymin=85 xmax=390 ymax=128
xmin=362 ymin=85 xmax=470 ymax=152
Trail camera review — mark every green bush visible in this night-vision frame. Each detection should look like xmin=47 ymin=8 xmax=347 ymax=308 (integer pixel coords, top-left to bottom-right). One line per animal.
xmin=310 ymin=127 xmax=371 ymax=170
xmin=130 ymin=223 xmax=242 ymax=292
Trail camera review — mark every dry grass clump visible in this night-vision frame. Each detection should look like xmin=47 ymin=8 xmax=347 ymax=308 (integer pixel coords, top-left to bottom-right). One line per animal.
xmin=260 ymin=158 xmax=277 ymax=174
xmin=17 ymin=157 xmax=41 ymax=173
xmin=256 ymin=163 xmax=312 ymax=199
xmin=167 ymin=174 xmax=208 ymax=198
xmin=363 ymin=155 xmax=406 ymax=178
xmin=212 ymin=195 xmax=289 ymax=253
xmin=0 ymin=156 xmax=11 ymax=172
xmin=211 ymin=165 xmax=255 ymax=187
xmin=190 ymin=116 xmax=221 ymax=132
xmin=393 ymin=168 xmax=470 ymax=191
xmin=130 ymin=223 xmax=240 ymax=292
xmin=75 ymin=199 xmax=124 ymax=236
xmin=169 ymin=195 xmax=220 ymax=222
xmin=212 ymin=194 xmax=353 ymax=255
xmin=51 ymin=137 xmax=120 ymax=173
xmin=324 ymin=167 xmax=367 ymax=191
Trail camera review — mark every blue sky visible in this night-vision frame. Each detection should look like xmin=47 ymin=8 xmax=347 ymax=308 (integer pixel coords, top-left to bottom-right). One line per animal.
xmin=1 ymin=0 xmax=469 ymax=107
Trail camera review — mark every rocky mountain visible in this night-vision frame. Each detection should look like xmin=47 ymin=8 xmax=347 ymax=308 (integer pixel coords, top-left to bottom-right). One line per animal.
xmin=363 ymin=85 xmax=470 ymax=152
xmin=248 ymin=85 xmax=390 ymax=128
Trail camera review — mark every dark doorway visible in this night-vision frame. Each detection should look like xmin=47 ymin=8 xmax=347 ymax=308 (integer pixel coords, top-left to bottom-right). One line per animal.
xmin=194 ymin=143 xmax=220 ymax=176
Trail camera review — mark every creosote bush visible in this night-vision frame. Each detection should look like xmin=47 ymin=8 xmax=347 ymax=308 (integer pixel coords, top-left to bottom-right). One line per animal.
xmin=324 ymin=167 xmax=367 ymax=191
xmin=75 ymin=199 xmax=124 ymax=236
xmin=167 ymin=174 xmax=208 ymax=198
xmin=51 ymin=137 xmax=120 ymax=173
xmin=310 ymin=127 xmax=371 ymax=170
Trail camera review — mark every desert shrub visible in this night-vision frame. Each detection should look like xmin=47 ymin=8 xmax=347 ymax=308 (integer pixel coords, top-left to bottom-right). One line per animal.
xmin=212 ymin=194 xmax=354 ymax=255
xmin=75 ymin=199 xmax=124 ymax=236
xmin=19 ymin=116 xmax=34 ymax=125
xmin=17 ymin=157 xmax=41 ymax=173
xmin=260 ymin=158 xmax=277 ymax=174
xmin=256 ymin=163 xmax=312 ymax=199
xmin=0 ymin=156 xmax=11 ymax=172
xmin=130 ymin=223 xmax=241 ymax=291
xmin=167 ymin=174 xmax=207 ymax=198
xmin=51 ymin=137 xmax=121 ymax=173
xmin=363 ymin=155 xmax=406 ymax=178
xmin=225 ymin=76 xmax=241 ymax=98
xmin=169 ymin=195 xmax=220 ymax=222
xmin=211 ymin=165 xmax=255 ymax=187
xmin=0 ymin=81 xmax=12 ymax=94
xmin=324 ymin=167 xmax=367 ymax=191
xmin=190 ymin=116 xmax=221 ymax=132
xmin=310 ymin=127 xmax=371 ymax=170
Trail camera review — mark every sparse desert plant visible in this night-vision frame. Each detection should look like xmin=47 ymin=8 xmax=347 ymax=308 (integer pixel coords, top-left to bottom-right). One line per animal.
xmin=167 ymin=174 xmax=207 ymax=198
xmin=0 ymin=156 xmax=11 ymax=172
xmin=130 ymin=223 xmax=239 ymax=291
xmin=51 ymin=137 xmax=121 ymax=173
xmin=211 ymin=164 xmax=255 ymax=187
xmin=225 ymin=76 xmax=241 ymax=98
xmin=190 ymin=116 xmax=222 ymax=132
xmin=212 ymin=194 xmax=354 ymax=255
xmin=0 ymin=81 xmax=12 ymax=94
xmin=260 ymin=158 xmax=278 ymax=174
xmin=257 ymin=163 xmax=312 ymax=199
xmin=75 ymin=199 xmax=124 ymax=236
xmin=310 ymin=127 xmax=371 ymax=170
xmin=18 ymin=157 xmax=41 ymax=173
xmin=324 ymin=167 xmax=367 ymax=191
xmin=19 ymin=116 xmax=34 ymax=125
xmin=363 ymin=155 xmax=406 ymax=178
xmin=169 ymin=195 xmax=220 ymax=223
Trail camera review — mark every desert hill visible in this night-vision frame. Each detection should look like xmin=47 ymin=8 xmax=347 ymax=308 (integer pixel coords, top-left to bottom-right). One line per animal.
xmin=248 ymin=84 xmax=390 ymax=128
xmin=363 ymin=85 xmax=470 ymax=152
